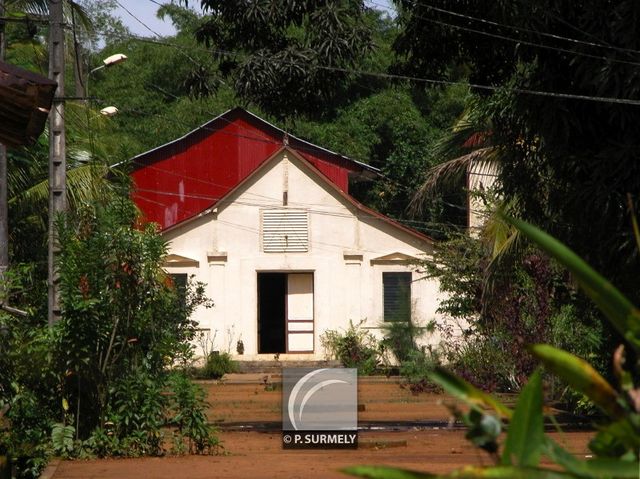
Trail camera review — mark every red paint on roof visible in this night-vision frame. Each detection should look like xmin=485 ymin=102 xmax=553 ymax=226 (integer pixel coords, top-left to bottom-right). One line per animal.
xmin=129 ymin=108 xmax=371 ymax=230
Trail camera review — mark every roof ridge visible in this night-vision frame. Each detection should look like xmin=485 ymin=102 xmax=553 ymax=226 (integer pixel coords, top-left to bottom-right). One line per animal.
xmin=120 ymin=107 xmax=380 ymax=175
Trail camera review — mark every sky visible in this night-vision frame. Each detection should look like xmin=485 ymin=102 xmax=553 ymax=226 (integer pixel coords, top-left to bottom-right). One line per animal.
xmin=113 ymin=0 xmax=396 ymax=38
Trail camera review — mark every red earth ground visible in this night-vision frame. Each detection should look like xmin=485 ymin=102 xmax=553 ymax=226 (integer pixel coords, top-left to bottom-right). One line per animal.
xmin=51 ymin=375 xmax=594 ymax=479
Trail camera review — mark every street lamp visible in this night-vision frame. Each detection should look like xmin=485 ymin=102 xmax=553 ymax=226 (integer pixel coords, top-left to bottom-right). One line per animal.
xmin=87 ymin=53 xmax=128 ymax=100
xmin=99 ymin=106 xmax=119 ymax=117
xmin=89 ymin=53 xmax=128 ymax=76
xmin=86 ymin=54 xmax=127 ymax=156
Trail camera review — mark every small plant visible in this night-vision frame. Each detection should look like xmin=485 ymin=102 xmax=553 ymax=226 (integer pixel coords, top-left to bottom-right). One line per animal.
xmin=86 ymin=426 xmax=120 ymax=457
xmin=380 ymin=316 xmax=433 ymax=363
xmin=50 ymin=423 xmax=75 ymax=457
xmin=200 ymin=352 xmax=238 ymax=379
xmin=168 ymin=373 xmax=220 ymax=455
xmin=261 ymin=375 xmax=280 ymax=392
xmin=195 ymin=329 xmax=218 ymax=364
xmin=106 ymin=369 xmax=167 ymax=457
xmin=320 ymin=320 xmax=381 ymax=375
xmin=398 ymin=348 xmax=440 ymax=394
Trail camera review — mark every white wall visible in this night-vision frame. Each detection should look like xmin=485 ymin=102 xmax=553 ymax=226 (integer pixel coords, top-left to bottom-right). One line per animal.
xmin=467 ymin=161 xmax=499 ymax=234
xmin=163 ymin=150 xmax=460 ymax=361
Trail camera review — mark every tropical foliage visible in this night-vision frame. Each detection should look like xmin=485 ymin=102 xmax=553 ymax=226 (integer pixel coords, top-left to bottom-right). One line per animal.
xmin=394 ymin=0 xmax=640 ymax=347
xmin=320 ymin=321 xmax=383 ymax=376
xmin=188 ymin=0 xmax=375 ymax=117
xmin=4 ymin=0 xmax=639 ymax=476
xmin=345 ymin=217 xmax=640 ymax=479
xmin=419 ymin=226 xmax=602 ymax=394
xmin=0 ymin=198 xmax=216 ymax=478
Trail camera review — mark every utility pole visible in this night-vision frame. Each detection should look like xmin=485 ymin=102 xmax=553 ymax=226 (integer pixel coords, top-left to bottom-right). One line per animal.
xmin=0 ymin=0 xmax=8 ymax=291
xmin=48 ymin=0 xmax=66 ymax=325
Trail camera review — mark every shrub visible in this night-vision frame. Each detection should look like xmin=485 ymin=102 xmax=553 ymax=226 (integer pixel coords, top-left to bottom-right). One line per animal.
xmin=0 ymin=198 xmax=217 ymax=476
xmin=200 ymin=352 xmax=238 ymax=379
xmin=105 ymin=369 xmax=167 ymax=457
xmin=320 ymin=321 xmax=381 ymax=375
xmin=422 ymin=230 xmax=604 ymax=394
xmin=379 ymin=318 xmax=428 ymax=364
xmin=168 ymin=373 xmax=220 ymax=455
xmin=447 ymin=333 xmax=517 ymax=392
xmin=398 ymin=348 xmax=441 ymax=393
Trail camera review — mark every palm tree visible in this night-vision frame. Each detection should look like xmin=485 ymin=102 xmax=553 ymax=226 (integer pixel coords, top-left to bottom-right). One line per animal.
xmin=411 ymin=108 xmax=522 ymax=294
xmin=2 ymin=4 xmax=122 ymax=269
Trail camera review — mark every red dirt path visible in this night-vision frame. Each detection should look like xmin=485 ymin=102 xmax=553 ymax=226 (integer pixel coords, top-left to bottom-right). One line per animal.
xmin=52 ymin=376 xmax=594 ymax=479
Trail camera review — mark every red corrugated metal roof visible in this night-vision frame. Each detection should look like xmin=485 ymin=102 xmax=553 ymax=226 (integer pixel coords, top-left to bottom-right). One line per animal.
xmin=129 ymin=108 xmax=433 ymax=244
xmin=160 ymin=145 xmax=434 ymax=245
xmin=129 ymin=108 xmax=380 ymax=231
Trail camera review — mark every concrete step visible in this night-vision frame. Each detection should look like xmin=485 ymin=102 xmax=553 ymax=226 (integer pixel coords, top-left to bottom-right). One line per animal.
xmin=235 ymin=360 xmax=341 ymax=373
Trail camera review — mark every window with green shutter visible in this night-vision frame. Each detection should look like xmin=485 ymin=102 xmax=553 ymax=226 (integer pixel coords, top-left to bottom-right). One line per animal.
xmin=170 ymin=273 xmax=188 ymax=307
xmin=383 ymin=272 xmax=411 ymax=322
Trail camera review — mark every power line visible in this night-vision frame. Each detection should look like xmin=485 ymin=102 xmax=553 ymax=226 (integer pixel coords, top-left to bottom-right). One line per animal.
xmin=113 ymin=0 xmax=204 ymax=69
xmin=133 ymin=186 xmax=465 ymax=237
xmin=134 ymin=188 xmax=452 ymax=253
xmin=408 ymin=0 xmax=640 ymax=58
xmin=88 ymin=27 xmax=640 ymax=107
xmin=374 ymin=0 xmax=640 ymax=69
xmin=133 ymin=185 xmax=477 ymax=223
xmin=114 ymin=0 xmax=159 ymax=39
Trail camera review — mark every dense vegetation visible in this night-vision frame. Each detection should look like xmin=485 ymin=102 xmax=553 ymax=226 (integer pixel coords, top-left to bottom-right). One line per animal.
xmin=1 ymin=197 xmax=217 ymax=477
xmin=395 ymin=0 xmax=640 ymax=352
xmin=347 ymin=219 xmax=640 ymax=479
xmin=2 ymin=0 xmax=640 ymax=476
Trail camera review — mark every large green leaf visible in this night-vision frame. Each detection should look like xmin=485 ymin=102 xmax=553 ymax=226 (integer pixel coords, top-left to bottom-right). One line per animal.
xmin=590 ymin=419 xmax=640 ymax=455
xmin=342 ymin=466 xmax=435 ymax=479
xmin=502 ymin=369 xmax=544 ymax=467
xmin=343 ymin=465 xmax=574 ymax=479
xmin=544 ymin=437 xmax=639 ymax=478
xmin=502 ymin=215 xmax=640 ymax=351
xmin=530 ymin=344 xmax=624 ymax=419
xmin=428 ymin=367 xmax=512 ymax=419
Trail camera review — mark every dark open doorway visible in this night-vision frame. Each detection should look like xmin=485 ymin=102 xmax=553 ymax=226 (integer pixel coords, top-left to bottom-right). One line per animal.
xmin=257 ymin=273 xmax=287 ymax=354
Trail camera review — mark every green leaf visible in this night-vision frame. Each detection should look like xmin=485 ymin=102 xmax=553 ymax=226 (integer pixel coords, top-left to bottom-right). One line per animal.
xmin=428 ymin=367 xmax=512 ymax=419
xmin=530 ymin=344 xmax=624 ymax=419
xmin=590 ymin=419 xmax=640 ymax=455
xmin=501 ymin=215 xmax=640 ymax=351
xmin=578 ymin=459 xmax=639 ymax=478
xmin=544 ymin=436 xmax=639 ymax=478
xmin=627 ymin=195 xmax=640 ymax=256
xmin=502 ymin=370 xmax=544 ymax=467
xmin=343 ymin=465 xmax=574 ymax=478
xmin=342 ymin=466 xmax=436 ymax=479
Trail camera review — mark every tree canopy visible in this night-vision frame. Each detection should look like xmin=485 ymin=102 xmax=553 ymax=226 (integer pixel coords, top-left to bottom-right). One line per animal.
xmin=190 ymin=0 xmax=376 ymax=117
xmin=394 ymin=0 xmax=640 ymax=303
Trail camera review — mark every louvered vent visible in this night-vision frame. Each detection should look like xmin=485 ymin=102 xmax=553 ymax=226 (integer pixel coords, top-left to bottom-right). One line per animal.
xmin=262 ymin=210 xmax=309 ymax=253
xmin=383 ymin=272 xmax=412 ymax=322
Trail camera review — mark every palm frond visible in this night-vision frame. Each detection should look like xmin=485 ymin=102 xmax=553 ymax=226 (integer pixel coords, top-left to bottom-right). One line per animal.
xmin=6 ymin=0 xmax=93 ymax=32
xmin=410 ymin=148 xmax=497 ymax=215
xmin=67 ymin=1 xmax=93 ymax=34
xmin=10 ymin=163 xmax=112 ymax=207
xmin=410 ymin=107 xmax=500 ymax=216
xmin=480 ymin=199 xmax=523 ymax=298
xmin=6 ymin=0 xmax=48 ymax=16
